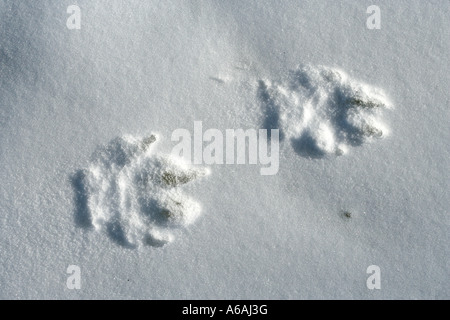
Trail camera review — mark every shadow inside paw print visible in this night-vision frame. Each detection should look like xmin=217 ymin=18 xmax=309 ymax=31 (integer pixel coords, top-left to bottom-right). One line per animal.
xmin=258 ymin=65 xmax=392 ymax=158
xmin=258 ymin=80 xmax=285 ymax=142
xmin=71 ymin=134 xmax=209 ymax=248
xmin=70 ymin=169 xmax=92 ymax=229
xmin=291 ymin=131 xmax=327 ymax=159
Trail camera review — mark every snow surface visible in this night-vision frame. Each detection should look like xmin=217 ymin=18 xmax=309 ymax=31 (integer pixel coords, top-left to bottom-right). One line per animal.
xmin=0 ymin=0 xmax=449 ymax=299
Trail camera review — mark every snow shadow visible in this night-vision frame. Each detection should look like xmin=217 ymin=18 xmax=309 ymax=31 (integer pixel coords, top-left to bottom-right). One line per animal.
xmin=70 ymin=170 xmax=92 ymax=229
xmin=290 ymin=132 xmax=326 ymax=159
xmin=105 ymin=221 xmax=136 ymax=249
xmin=258 ymin=80 xmax=285 ymax=142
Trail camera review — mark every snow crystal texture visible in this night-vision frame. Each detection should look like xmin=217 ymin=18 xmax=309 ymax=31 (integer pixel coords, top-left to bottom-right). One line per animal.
xmin=1 ymin=0 xmax=448 ymax=300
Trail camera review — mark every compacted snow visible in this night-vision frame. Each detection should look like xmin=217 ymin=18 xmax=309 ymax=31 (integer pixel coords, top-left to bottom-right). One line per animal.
xmin=0 ymin=0 xmax=448 ymax=299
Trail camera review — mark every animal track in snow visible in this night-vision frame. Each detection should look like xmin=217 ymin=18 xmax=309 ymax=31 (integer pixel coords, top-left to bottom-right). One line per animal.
xmin=72 ymin=135 xmax=209 ymax=248
xmin=258 ymin=65 xmax=392 ymax=158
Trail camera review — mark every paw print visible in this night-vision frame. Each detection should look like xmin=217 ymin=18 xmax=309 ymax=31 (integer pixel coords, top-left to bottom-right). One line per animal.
xmin=73 ymin=134 xmax=209 ymax=248
xmin=258 ymin=65 xmax=391 ymax=158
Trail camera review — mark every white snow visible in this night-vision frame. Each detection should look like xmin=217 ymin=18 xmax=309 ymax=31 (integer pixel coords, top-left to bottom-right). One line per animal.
xmin=0 ymin=0 xmax=448 ymax=299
